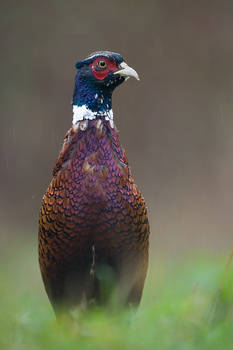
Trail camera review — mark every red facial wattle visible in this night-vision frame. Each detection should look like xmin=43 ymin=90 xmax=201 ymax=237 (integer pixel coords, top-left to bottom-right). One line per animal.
xmin=90 ymin=57 xmax=118 ymax=80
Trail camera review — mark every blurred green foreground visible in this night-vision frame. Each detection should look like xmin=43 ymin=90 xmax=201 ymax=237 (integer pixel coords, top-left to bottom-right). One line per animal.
xmin=0 ymin=237 xmax=232 ymax=350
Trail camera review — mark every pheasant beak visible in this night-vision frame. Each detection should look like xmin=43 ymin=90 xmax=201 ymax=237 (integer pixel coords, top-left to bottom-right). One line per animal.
xmin=114 ymin=62 xmax=140 ymax=81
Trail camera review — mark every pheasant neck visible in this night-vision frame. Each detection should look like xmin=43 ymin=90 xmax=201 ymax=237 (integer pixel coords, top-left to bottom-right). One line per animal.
xmin=72 ymin=70 xmax=114 ymax=122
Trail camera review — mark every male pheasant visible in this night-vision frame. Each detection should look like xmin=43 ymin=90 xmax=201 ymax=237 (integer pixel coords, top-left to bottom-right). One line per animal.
xmin=38 ymin=51 xmax=149 ymax=314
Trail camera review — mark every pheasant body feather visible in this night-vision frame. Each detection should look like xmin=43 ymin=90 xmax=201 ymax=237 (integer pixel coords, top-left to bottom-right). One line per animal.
xmin=38 ymin=51 xmax=149 ymax=313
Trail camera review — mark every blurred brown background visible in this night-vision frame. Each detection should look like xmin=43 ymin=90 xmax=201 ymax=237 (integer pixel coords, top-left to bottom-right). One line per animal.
xmin=1 ymin=0 xmax=233 ymax=256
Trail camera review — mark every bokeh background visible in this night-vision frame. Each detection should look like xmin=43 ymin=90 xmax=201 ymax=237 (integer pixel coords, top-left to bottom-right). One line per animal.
xmin=1 ymin=0 xmax=233 ymax=257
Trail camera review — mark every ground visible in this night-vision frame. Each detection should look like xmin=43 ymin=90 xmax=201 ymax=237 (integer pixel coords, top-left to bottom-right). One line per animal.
xmin=1 ymin=236 xmax=232 ymax=350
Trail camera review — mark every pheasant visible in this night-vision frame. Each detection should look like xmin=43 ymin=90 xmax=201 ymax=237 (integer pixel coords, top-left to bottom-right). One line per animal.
xmin=38 ymin=51 xmax=149 ymax=314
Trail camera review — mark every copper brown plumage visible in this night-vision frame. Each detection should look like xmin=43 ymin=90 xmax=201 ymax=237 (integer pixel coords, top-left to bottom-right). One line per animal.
xmin=38 ymin=51 xmax=149 ymax=314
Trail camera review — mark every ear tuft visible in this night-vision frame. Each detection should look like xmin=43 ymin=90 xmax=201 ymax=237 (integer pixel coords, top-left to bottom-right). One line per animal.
xmin=75 ymin=60 xmax=84 ymax=69
xmin=75 ymin=57 xmax=93 ymax=70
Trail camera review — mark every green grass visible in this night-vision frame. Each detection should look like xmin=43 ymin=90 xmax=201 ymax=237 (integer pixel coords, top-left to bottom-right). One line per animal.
xmin=0 ymin=238 xmax=233 ymax=350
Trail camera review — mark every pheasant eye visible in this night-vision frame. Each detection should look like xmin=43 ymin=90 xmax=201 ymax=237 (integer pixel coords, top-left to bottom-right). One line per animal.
xmin=97 ymin=60 xmax=107 ymax=69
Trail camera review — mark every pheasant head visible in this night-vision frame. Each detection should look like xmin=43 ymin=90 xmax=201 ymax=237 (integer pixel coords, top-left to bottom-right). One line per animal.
xmin=72 ymin=51 xmax=139 ymax=125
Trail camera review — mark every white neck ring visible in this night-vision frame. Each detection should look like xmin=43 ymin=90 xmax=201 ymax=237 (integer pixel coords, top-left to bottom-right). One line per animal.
xmin=72 ymin=105 xmax=113 ymax=125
